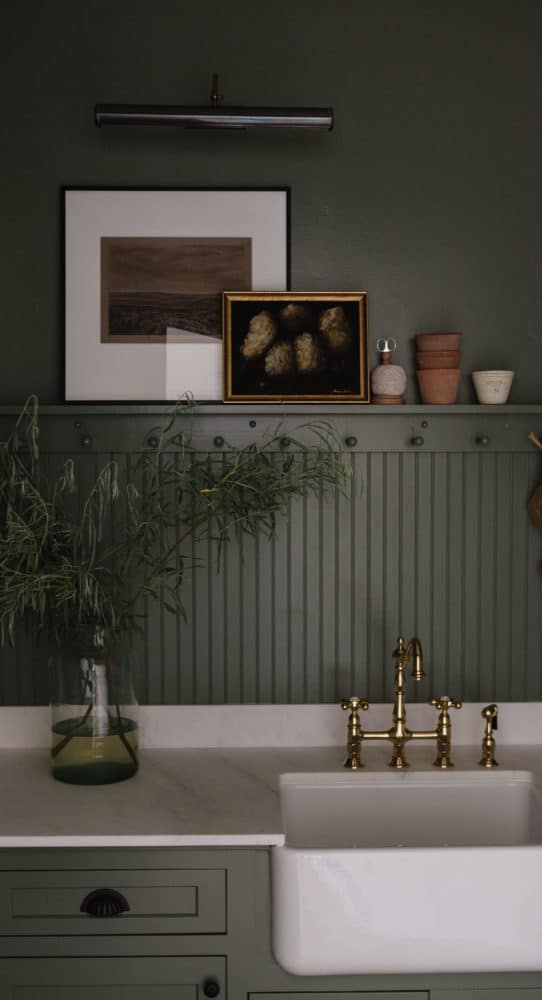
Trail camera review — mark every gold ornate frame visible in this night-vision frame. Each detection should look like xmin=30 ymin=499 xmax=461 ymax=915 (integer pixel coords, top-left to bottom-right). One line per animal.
xmin=223 ymin=291 xmax=369 ymax=403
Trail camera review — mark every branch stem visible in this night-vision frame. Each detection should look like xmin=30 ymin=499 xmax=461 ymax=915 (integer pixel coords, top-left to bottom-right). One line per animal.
xmin=127 ymin=509 xmax=215 ymax=610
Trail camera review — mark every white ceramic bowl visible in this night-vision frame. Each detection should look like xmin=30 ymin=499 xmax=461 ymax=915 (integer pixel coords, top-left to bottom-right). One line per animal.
xmin=471 ymin=370 xmax=514 ymax=404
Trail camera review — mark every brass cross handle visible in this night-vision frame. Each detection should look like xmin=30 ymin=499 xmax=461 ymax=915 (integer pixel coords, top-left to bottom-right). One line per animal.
xmin=429 ymin=696 xmax=462 ymax=712
xmin=341 ymin=696 xmax=370 ymax=713
xmin=429 ymin=696 xmax=462 ymax=769
xmin=341 ymin=696 xmax=369 ymax=770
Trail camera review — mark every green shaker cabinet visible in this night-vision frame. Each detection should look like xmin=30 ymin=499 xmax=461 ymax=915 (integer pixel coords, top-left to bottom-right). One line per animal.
xmin=1 ymin=847 xmax=542 ymax=999
xmin=0 ymin=956 xmax=225 ymax=997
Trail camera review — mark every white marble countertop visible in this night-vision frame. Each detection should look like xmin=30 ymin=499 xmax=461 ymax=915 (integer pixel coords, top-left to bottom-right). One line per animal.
xmin=2 ymin=740 xmax=542 ymax=848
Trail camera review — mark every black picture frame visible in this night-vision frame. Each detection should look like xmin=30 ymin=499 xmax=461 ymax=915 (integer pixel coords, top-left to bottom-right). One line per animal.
xmin=62 ymin=186 xmax=291 ymax=405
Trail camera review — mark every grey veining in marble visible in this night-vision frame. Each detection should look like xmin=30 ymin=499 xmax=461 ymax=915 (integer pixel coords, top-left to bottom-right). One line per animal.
xmin=3 ymin=743 xmax=542 ymax=848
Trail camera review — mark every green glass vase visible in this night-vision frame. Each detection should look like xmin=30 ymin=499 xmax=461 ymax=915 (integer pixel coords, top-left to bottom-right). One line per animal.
xmin=49 ymin=636 xmax=139 ymax=785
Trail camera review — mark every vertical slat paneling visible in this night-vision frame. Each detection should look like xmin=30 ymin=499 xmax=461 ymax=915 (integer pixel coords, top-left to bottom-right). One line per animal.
xmin=527 ymin=454 xmax=542 ymax=699
xmin=478 ymin=452 xmax=497 ymax=696
xmin=431 ymin=454 xmax=449 ymax=698
xmin=510 ymin=453 xmax=529 ymax=699
xmin=5 ymin=441 xmax=542 ymax=706
xmin=288 ymin=494 xmax=305 ymax=703
xmin=0 ymin=646 xmax=18 ymax=705
xmin=240 ymin=528 xmax=258 ymax=703
xmin=447 ymin=453 xmax=464 ymax=700
xmin=320 ymin=480 xmax=338 ymax=703
xmin=383 ymin=454 xmax=401 ymax=703
xmin=304 ymin=488 xmax=321 ymax=702
xmin=367 ymin=454 xmax=385 ymax=701
xmin=271 ymin=484 xmax=289 ymax=702
xmin=124 ymin=452 xmax=148 ymax=707
xmin=462 ymin=452 xmax=482 ymax=700
xmin=255 ymin=527 xmax=273 ymax=704
xmin=351 ymin=454 xmax=369 ymax=697
xmin=399 ymin=453 xmax=417 ymax=653
xmin=414 ymin=453 xmax=433 ymax=691
xmin=336 ymin=477 xmax=354 ymax=701
xmin=177 ymin=509 xmax=194 ymax=704
xmin=223 ymin=481 xmax=242 ymax=703
xmin=494 ymin=453 xmax=513 ymax=700
xmin=208 ymin=456 xmax=226 ymax=705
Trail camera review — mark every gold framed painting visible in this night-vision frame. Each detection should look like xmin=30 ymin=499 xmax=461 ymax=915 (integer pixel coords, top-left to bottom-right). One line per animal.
xmin=223 ymin=292 xmax=369 ymax=403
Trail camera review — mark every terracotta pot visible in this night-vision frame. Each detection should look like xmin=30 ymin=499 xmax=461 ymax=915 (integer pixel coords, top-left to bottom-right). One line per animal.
xmin=415 ymin=332 xmax=463 ymax=352
xmin=416 ymin=350 xmax=461 ymax=369
xmin=416 ymin=368 xmax=461 ymax=404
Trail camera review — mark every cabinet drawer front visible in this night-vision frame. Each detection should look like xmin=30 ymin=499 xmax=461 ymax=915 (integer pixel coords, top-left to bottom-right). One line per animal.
xmin=0 ymin=869 xmax=226 ymax=935
xmin=432 ymin=993 xmax=542 ymax=1000
xmin=250 ymin=994 xmax=428 ymax=999
xmin=0 ymin=956 xmax=225 ymax=998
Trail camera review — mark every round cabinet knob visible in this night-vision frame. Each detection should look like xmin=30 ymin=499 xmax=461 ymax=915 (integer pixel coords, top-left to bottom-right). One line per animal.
xmin=279 ymin=436 xmax=291 ymax=449
xmin=80 ymin=434 xmax=93 ymax=449
xmin=80 ymin=888 xmax=130 ymax=918
xmin=345 ymin=436 xmax=358 ymax=448
xmin=410 ymin=436 xmax=424 ymax=447
xmin=213 ymin=435 xmax=225 ymax=448
xmin=477 ymin=435 xmax=490 ymax=447
xmin=147 ymin=436 xmax=159 ymax=449
xmin=203 ymin=980 xmax=220 ymax=998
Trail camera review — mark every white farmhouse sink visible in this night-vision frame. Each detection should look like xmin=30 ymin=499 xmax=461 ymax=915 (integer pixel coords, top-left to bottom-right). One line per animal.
xmin=272 ymin=770 xmax=542 ymax=975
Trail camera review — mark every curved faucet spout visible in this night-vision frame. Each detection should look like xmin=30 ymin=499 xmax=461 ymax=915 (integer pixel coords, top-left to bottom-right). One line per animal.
xmin=389 ymin=635 xmax=425 ymax=766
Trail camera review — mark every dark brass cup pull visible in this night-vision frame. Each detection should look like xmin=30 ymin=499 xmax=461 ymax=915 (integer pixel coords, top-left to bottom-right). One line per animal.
xmin=203 ymin=980 xmax=221 ymax=998
xmin=80 ymin=888 xmax=130 ymax=918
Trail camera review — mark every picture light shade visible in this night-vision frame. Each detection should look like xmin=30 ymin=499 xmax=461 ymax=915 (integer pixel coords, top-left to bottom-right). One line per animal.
xmin=95 ymin=104 xmax=334 ymax=130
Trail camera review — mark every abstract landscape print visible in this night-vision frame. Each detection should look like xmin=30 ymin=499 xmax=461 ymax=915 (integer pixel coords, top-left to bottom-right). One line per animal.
xmin=101 ymin=236 xmax=252 ymax=344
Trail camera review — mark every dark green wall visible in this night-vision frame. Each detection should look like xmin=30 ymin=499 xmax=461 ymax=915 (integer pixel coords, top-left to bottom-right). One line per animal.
xmin=2 ymin=0 xmax=542 ymax=404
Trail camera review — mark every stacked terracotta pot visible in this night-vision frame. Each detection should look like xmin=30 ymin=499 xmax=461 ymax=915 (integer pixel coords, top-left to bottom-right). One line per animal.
xmin=415 ymin=333 xmax=462 ymax=404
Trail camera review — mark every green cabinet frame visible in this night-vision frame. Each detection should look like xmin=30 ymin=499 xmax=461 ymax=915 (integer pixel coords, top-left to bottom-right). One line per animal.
xmin=1 ymin=846 xmax=542 ymax=998
xmin=0 ymin=956 xmax=226 ymax=998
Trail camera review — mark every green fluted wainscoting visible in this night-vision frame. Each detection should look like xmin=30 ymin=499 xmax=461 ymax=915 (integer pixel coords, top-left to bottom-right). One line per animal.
xmin=1 ymin=405 xmax=541 ymax=705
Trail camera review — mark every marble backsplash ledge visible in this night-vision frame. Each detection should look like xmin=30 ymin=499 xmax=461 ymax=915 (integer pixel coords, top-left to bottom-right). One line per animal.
xmin=0 ymin=703 xmax=541 ymax=749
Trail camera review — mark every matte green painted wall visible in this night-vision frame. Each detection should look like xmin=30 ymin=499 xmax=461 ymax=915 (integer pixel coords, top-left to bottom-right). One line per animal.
xmin=2 ymin=0 xmax=542 ymax=404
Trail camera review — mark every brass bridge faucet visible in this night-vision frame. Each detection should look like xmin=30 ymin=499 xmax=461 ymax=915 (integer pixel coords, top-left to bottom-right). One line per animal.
xmin=341 ymin=636 xmax=462 ymax=769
